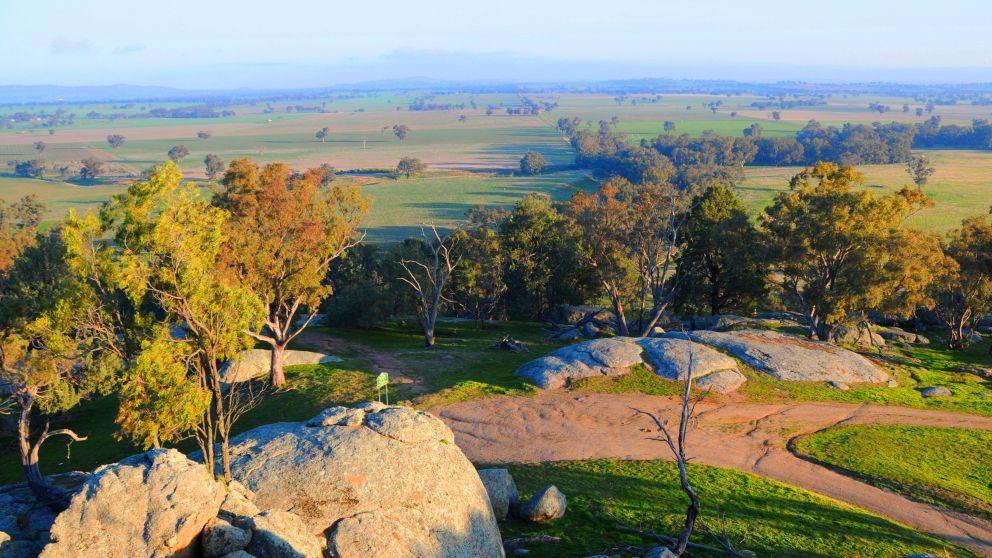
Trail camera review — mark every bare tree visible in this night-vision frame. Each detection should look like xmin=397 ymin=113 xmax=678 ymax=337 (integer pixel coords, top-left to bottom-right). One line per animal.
xmin=396 ymin=225 xmax=462 ymax=348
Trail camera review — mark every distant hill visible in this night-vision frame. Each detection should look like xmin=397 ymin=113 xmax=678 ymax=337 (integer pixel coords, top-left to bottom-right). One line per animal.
xmin=0 ymin=84 xmax=271 ymax=105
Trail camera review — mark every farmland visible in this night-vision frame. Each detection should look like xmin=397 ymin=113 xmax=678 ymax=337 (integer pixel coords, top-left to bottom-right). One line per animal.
xmin=2 ymin=91 xmax=992 ymax=237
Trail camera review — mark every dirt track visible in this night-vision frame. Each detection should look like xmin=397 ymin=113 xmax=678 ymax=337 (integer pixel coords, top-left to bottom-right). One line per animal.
xmin=437 ymin=393 xmax=992 ymax=556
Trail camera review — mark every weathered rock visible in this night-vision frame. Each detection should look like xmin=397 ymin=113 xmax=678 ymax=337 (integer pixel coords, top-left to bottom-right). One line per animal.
xmin=478 ymin=469 xmax=519 ymax=521
xmin=220 ymin=349 xmax=343 ymax=384
xmin=877 ymin=326 xmax=929 ymax=345
xmin=887 ymin=379 xmax=900 ymax=388
xmin=516 ymin=338 xmax=644 ymax=390
xmin=674 ymin=329 xmax=888 ymax=383
xmin=921 ymin=386 xmax=953 ymax=398
xmin=828 ymin=324 xmax=885 ymax=347
xmin=649 ymin=326 xmax=666 ymax=337
xmin=220 ymin=489 xmax=260 ymax=520
xmin=828 ymin=380 xmax=850 ymax=391
xmin=695 ymin=369 xmax=747 ymax=394
xmin=518 ymin=485 xmax=566 ymax=523
xmin=246 ymin=510 xmax=323 ymax=558
xmin=218 ymin=405 xmax=503 ymax=557
xmin=202 ymin=517 xmax=252 ymax=558
xmin=218 ymin=552 xmax=256 ymax=558
xmin=581 ymin=322 xmax=598 ymax=338
xmin=636 ymin=337 xmax=738 ymax=380
xmin=698 ymin=314 xmax=754 ymax=332
xmin=40 ymin=449 xmax=224 ymax=558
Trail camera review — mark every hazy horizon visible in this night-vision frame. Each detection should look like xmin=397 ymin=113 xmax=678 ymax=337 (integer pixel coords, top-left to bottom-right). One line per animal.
xmin=2 ymin=0 xmax=991 ymax=89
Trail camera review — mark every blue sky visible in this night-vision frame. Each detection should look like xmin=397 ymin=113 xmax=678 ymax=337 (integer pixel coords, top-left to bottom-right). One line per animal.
xmin=1 ymin=0 xmax=990 ymax=87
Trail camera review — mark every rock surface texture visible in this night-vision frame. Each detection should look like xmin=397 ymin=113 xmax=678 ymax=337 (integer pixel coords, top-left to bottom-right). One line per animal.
xmin=674 ymin=329 xmax=888 ymax=383
xmin=515 ymin=338 xmax=644 ymax=389
xmin=635 ymin=337 xmax=738 ymax=380
xmin=477 ymin=469 xmax=519 ymax=521
xmin=518 ymin=485 xmax=567 ymax=523
xmin=221 ymin=403 xmax=504 ymax=558
xmin=40 ymin=449 xmax=225 ymax=558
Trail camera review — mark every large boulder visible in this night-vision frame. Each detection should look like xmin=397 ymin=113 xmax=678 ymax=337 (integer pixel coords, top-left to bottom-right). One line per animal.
xmin=220 ymin=349 xmax=343 ymax=384
xmin=876 ymin=326 xmax=929 ymax=345
xmin=673 ymin=329 xmax=888 ymax=383
xmin=515 ymin=338 xmax=644 ymax=390
xmin=636 ymin=337 xmax=738 ymax=380
xmin=217 ymin=404 xmax=504 ymax=558
xmin=41 ymin=449 xmax=225 ymax=558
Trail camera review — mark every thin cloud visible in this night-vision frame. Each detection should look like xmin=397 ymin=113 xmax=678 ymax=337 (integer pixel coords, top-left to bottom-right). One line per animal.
xmin=50 ymin=37 xmax=90 ymax=54
xmin=113 ymin=43 xmax=146 ymax=55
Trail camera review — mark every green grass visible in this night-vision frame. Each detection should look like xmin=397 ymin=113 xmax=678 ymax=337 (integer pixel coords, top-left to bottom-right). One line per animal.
xmin=794 ymin=425 xmax=992 ymax=519
xmin=496 ymin=459 xmax=971 ymax=557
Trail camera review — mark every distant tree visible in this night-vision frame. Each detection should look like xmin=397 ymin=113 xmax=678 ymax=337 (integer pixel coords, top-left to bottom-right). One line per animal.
xmin=196 ymin=130 xmax=212 ymax=140
xmin=519 ymin=151 xmax=548 ymax=175
xmin=396 ymin=157 xmax=425 ymax=178
xmin=215 ymin=159 xmax=370 ymax=387
xmin=47 ymin=129 xmax=55 ymax=136
xmin=396 ymin=225 xmax=462 ymax=348
xmin=106 ymin=134 xmax=126 ymax=148
xmin=730 ymin=111 xmax=738 ymax=118
xmin=204 ymin=153 xmax=225 ymax=181
xmin=315 ymin=127 xmax=329 ymax=142
xmin=902 ymin=104 xmax=910 ymax=113
xmin=319 ymin=163 xmax=337 ymax=186
xmin=393 ymin=124 xmax=410 ymax=140
xmin=14 ymin=160 xmax=45 ymax=179
xmin=610 ymin=116 xmax=620 ymax=127
xmin=458 ymin=115 xmax=467 ymax=122
xmin=485 ymin=108 xmax=494 ymax=116
xmin=906 ymin=155 xmax=936 ymax=189
xmin=925 ymin=101 xmax=935 ymax=114
xmin=743 ymin=123 xmax=764 ymax=138
xmin=663 ymin=121 xmax=676 ymax=134
xmin=449 ymin=226 xmax=506 ymax=323
xmin=33 ymin=141 xmax=45 ymax=154
xmin=915 ymin=107 xmax=925 ymax=117
xmin=79 ymin=157 xmax=103 ymax=180
xmin=771 ymin=111 xmax=782 ymax=121
xmin=167 ymin=145 xmax=189 ymax=163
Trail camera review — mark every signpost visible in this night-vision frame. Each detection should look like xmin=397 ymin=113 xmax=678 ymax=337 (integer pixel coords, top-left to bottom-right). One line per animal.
xmin=375 ymin=372 xmax=389 ymax=404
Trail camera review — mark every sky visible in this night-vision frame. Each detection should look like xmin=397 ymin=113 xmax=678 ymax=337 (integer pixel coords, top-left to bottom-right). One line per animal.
xmin=1 ymin=0 xmax=991 ymax=88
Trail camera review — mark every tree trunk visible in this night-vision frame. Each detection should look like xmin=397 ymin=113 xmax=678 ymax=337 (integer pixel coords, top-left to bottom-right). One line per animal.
xmin=270 ymin=343 xmax=286 ymax=389
xmin=17 ymin=396 xmax=41 ymax=486
xmin=608 ymin=289 xmax=630 ymax=337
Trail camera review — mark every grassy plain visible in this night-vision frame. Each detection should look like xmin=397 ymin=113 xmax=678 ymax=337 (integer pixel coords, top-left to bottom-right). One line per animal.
xmin=795 ymin=425 xmax=992 ymax=519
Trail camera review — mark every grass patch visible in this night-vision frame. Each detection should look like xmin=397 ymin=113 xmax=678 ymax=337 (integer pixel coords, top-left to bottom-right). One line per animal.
xmin=794 ymin=425 xmax=992 ymax=519
xmin=496 ymin=459 xmax=971 ymax=557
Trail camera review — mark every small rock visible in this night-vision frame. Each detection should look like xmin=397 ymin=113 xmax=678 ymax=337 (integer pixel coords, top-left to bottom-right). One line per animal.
xmin=246 ymin=510 xmax=324 ymax=558
xmin=921 ymin=386 xmax=953 ymax=398
xmin=477 ymin=469 xmax=518 ymax=521
xmin=980 ymin=391 xmax=992 ymax=397
xmin=887 ymin=379 xmax=899 ymax=388
xmin=644 ymin=547 xmax=678 ymax=558
xmin=695 ymin=370 xmax=747 ymax=394
xmin=519 ymin=485 xmax=566 ymax=523
xmin=202 ymin=517 xmax=252 ymax=558
xmin=219 ymin=552 xmax=257 ymax=558
xmin=827 ymin=380 xmax=850 ymax=391
xmin=649 ymin=326 xmax=666 ymax=337
xmin=513 ymin=550 xmax=530 ymax=556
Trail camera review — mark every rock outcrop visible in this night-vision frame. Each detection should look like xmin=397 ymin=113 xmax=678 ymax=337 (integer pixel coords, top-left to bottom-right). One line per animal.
xmin=674 ymin=329 xmax=887 ymax=383
xmin=694 ymin=369 xmax=747 ymax=394
xmin=518 ymin=485 xmax=566 ymax=523
xmin=218 ymin=403 xmax=504 ymax=557
xmin=515 ymin=338 xmax=644 ymax=389
xmin=41 ymin=449 xmax=225 ymax=558
xmin=220 ymin=349 xmax=343 ymax=384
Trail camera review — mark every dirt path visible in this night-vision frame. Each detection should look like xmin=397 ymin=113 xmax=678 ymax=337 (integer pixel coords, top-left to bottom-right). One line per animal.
xmin=437 ymin=393 xmax=992 ymax=556
xmin=294 ymin=330 xmax=427 ymax=394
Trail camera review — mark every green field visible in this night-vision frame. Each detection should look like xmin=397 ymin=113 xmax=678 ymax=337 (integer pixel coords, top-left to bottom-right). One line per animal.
xmin=795 ymin=425 xmax=992 ymax=519
xmin=498 ymin=459 xmax=970 ymax=557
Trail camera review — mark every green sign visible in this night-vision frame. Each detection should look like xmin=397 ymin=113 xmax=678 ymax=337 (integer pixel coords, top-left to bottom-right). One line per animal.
xmin=375 ymin=372 xmax=389 ymax=389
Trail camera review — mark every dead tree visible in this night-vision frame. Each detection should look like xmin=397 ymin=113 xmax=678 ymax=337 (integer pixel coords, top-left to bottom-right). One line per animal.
xmin=397 ymin=225 xmax=462 ymax=348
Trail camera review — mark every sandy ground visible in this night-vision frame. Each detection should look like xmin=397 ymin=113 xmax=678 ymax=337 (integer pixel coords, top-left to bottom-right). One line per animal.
xmin=437 ymin=392 xmax=992 ymax=556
